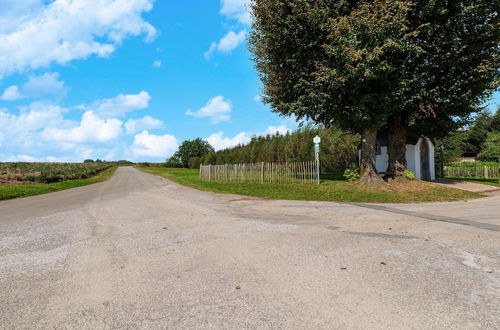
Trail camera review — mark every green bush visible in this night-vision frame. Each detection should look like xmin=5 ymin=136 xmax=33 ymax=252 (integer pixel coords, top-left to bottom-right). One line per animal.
xmin=404 ymin=170 xmax=415 ymax=180
xmin=343 ymin=165 xmax=360 ymax=182
xmin=477 ymin=132 xmax=500 ymax=162
xmin=188 ymin=157 xmax=202 ymax=169
xmin=163 ymin=162 xmax=182 ymax=168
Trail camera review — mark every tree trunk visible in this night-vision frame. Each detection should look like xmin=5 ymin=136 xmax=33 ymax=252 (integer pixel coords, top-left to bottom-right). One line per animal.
xmin=385 ymin=114 xmax=408 ymax=182
xmin=359 ymin=127 xmax=385 ymax=186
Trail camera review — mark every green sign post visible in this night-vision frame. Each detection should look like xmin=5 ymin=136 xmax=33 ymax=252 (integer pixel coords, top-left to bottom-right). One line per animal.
xmin=313 ymin=136 xmax=321 ymax=185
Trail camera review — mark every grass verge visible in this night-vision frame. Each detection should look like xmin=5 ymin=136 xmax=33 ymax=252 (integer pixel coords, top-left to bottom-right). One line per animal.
xmin=445 ymin=177 xmax=500 ymax=188
xmin=0 ymin=167 xmax=117 ymax=201
xmin=138 ymin=167 xmax=482 ymax=203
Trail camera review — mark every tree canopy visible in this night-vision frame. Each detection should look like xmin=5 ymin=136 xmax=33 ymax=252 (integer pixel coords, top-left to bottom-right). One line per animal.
xmin=250 ymin=0 xmax=416 ymax=131
xmin=250 ymin=0 xmax=500 ymax=184
xmin=173 ymin=138 xmax=214 ymax=168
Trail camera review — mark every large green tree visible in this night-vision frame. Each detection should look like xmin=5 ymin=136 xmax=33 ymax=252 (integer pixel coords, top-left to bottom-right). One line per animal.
xmin=384 ymin=0 xmax=500 ymax=180
xmin=250 ymin=0 xmax=417 ymax=185
xmin=173 ymin=138 xmax=214 ymax=168
xmin=461 ymin=109 xmax=500 ymax=155
xmin=250 ymin=0 xmax=499 ymax=184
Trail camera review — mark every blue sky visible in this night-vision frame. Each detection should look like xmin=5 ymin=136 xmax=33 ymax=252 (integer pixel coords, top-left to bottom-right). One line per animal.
xmin=0 ymin=0 xmax=294 ymax=162
xmin=0 ymin=0 xmax=498 ymax=162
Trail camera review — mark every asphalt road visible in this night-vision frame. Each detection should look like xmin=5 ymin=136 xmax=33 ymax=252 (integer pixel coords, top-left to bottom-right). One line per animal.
xmin=1 ymin=167 xmax=499 ymax=329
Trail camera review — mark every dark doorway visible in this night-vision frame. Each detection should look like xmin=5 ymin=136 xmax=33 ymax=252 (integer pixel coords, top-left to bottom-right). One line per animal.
xmin=420 ymin=139 xmax=431 ymax=181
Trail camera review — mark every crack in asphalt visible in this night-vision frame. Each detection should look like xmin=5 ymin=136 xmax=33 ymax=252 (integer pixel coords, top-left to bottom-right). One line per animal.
xmin=351 ymin=203 xmax=500 ymax=232
xmin=342 ymin=231 xmax=417 ymax=239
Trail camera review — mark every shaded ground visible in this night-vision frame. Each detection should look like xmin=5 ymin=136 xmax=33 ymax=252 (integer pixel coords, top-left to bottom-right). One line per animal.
xmin=1 ymin=167 xmax=499 ymax=329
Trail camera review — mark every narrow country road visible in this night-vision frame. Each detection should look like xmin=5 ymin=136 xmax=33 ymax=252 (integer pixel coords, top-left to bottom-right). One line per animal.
xmin=1 ymin=167 xmax=499 ymax=329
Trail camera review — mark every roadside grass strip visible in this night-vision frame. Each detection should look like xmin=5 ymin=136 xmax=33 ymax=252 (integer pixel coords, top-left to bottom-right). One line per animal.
xmin=138 ymin=167 xmax=482 ymax=203
xmin=0 ymin=167 xmax=117 ymax=201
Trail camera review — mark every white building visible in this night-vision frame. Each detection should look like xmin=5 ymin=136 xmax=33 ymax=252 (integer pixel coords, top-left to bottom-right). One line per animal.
xmin=361 ymin=136 xmax=436 ymax=181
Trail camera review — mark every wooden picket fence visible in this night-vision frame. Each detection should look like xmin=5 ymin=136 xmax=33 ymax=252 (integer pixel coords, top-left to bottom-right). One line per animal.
xmin=444 ymin=166 xmax=500 ymax=179
xmin=199 ymin=161 xmax=317 ymax=184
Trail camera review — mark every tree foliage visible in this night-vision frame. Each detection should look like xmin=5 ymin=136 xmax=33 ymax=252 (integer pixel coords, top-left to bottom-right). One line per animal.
xmin=250 ymin=0 xmax=500 ymax=183
xmin=462 ymin=109 xmax=500 ymax=155
xmin=202 ymin=125 xmax=360 ymax=173
xmin=478 ymin=132 xmax=500 ymax=162
xmin=251 ymin=0 xmax=422 ymax=184
xmin=173 ymin=138 xmax=214 ymax=169
xmin=251 ymin=0 xmax=419 ymax=128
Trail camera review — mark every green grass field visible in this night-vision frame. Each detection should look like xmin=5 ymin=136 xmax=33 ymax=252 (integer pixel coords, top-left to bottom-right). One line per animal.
xmin=138 ymin=167 xmax=482 ymax=203
xmin=445 ymin=177 xmax=500 ymax=187
xmin=0 ymin=167 xmax=117 ymax=201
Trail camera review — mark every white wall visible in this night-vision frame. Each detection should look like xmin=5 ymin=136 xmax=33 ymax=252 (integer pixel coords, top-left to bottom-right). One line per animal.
xmin=372 ymin=137 xmax=435 ymax=181
xmin=415 ymin=139 xmax=424 ymax=180
xmin=413 ymin=137 xmax=435 ymax=181
xmin=428 ymin=139 xmax=436 ymax=181
xmin=406 ymin=145 xmax=417 ymax=177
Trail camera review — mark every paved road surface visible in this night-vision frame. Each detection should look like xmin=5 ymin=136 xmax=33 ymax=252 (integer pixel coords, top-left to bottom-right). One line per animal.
xmin=1 ymin=167 xmax=499 ymax=329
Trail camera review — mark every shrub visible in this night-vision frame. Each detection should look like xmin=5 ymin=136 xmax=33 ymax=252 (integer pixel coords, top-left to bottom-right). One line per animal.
xmin=477 ymin=132 xmax=500 ymax=162
xmin=404 ymin=170 xmax=415 ymax=180
xmin=343 ymin=165 xmax=360 ymax=182
xmin=163 ymin=162 xmax=182 ymax=168
xmin=188 ymin=157 xmax=202 ymax=169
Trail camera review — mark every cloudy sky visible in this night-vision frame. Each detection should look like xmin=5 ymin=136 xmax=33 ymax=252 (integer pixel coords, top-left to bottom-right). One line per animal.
xmin=0 ymin=0 xmax=294 ymax=162
xmin=0 ymin=0 xmax=498 ymax=162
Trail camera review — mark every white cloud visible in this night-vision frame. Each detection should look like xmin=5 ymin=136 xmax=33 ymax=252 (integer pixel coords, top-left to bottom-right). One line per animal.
xmin=6 ymin=154 xmax=38 ymax=162
xmin=0 ymin=0 xmax=157 ymax=79
xmin=0 ymin=85 xmax=21 ymax=101
xmin=22 ymin=72 xmax=66 ymax=98
xmin=41 ymin=111 xmax=122 ymax=143
xmin=205 ymin=30 xmax=246 ymax=59
xmin=131 ymin=130 xmax=178 ymax=159
xmin=220 ymin=0 xmax=252 ymax=25
xmin=81 ymin=91 xmax=151 ymax=117
xmin=0 ymin=1 xmax=46 ymax=34
xmin=206 ymin=131 xmax=251 ymax=151
xmin=125 ymin=116 xmax=164 ymax=134
xmin=0 ymin=102 xmax=68 ymax=132
xmin=152 ymin=60 xmax=162 ymax=68
xmin=205 ymin=125 xmax=292 ymax=151
xmin=0 ymin=95 xmax=175 ymax=162
xmin=1 ymin=72 xmax=66 ymax=100
xmin=218 ymin=30 xmax=247 ymax=53
xmin=204 ymin=43 xmax=217 ymax=60
xmin=253 ymin=94 xmax=262 ymax=103
xmin=186 ymin=96 xmax=232 ymax=123
xmin=0 ymin=102 xmax=72 ymax=158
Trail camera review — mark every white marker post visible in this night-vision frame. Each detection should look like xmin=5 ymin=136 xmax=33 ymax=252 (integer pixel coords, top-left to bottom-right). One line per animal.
xmin=313 ymin=136 xmax=321 ymax=185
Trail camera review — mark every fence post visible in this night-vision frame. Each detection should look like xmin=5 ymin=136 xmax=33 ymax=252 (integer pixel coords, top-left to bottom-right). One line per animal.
xmin=260 ymin=162 xmax=264 ymax=184
xmin=484 ymin=166 xmax=489 ymax=179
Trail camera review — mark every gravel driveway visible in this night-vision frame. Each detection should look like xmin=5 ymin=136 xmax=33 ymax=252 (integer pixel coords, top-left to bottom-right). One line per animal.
xmin=1 ymin=167 xmax=499 ymax=329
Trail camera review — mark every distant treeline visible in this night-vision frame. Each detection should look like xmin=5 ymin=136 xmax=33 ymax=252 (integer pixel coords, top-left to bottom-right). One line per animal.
xmin=84 ymin=159 xmax=134 ymax=165
xmin=199 ymin=125 xmax=360 ymax=173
